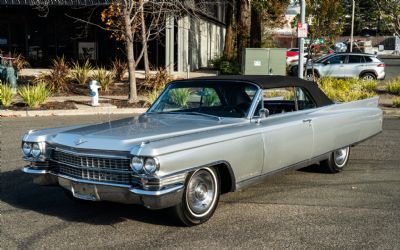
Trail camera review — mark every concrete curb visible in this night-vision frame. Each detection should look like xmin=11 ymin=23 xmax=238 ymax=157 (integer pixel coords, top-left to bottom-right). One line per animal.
xmin=0 ymin=108 xmax=148 ymax=117
xmin=382 ymin=108 xmax=400 ymax=117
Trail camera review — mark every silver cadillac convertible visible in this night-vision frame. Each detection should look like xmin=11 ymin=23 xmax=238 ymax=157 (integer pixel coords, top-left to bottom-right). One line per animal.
xmin=22 ymin=75 xmax=382 ymax=226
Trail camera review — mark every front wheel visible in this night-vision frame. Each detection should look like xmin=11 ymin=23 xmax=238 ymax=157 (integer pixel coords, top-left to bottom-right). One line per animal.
xmin=306 ymin=70 xmax=319 ymax=81
xmin=172 ymin=167 xmax=220 ymax=226
xmin=320 ymin=147 xmax=351 ymax=173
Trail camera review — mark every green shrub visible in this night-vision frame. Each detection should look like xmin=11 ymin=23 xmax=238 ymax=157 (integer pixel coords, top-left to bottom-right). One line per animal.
xmin=12 ymin=53 xmax=30 ymax=73
xmin=0 ymin=82 xmax=14 ymax=107
xmin=70 ymin=59 xmax=93 ymax=85
xmin=360 ymin=80 xmax=378 ymax=92
xmin=317 ymin=77 xmax=376 ymax=102
xmin=169 ymin=88 xmax=190 ymax=107
xmin=18 ymin=82 xmax=50 ymax=108
xmin=111 ymin=58 xmax=128 ymax=81
xmin=144 ymin=89 xmax=161 ymax=105
xmin=210 ymin=55 xmax=240 ymax=75
xmin=203 ymin=90 xmax=219 ymax=106
xmin=387 ymin=78 xmax=400 ymax=95
xmin=141 ymin=67 xmax=171 ymax=91
xmin=93 ymin=67 xmax=114 ymax=91
xmin=393 ymin=97 xmax=400 ymax=107
xmin=37 ymin=56 xmax=70 ymax=93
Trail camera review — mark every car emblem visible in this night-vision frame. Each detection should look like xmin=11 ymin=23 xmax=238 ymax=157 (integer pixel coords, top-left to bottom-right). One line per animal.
xmin=74 ymin=137 xmax=87 ymax=145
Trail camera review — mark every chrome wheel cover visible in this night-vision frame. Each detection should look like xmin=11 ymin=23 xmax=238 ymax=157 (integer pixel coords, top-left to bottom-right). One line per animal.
xmin=334 ymin=147 xmax=349 ymax=167
xmin=362 ymin=74 xmax=375 ymax=81
xmin=186 ymin=168 xmax=217 ymax=217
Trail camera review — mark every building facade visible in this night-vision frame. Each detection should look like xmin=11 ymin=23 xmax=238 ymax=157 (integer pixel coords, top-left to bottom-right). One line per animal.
xmin=0 ymin=1 xmax=226 ymax=72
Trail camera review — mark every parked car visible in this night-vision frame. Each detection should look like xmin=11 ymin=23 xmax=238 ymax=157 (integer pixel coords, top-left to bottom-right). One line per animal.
xmin=304 ymin=53 xmax=385 ymax=81
xmin=288 ymin=54 xmax=332 ymax=76
xmin=21 ymin=76 xmax=382 ymax=226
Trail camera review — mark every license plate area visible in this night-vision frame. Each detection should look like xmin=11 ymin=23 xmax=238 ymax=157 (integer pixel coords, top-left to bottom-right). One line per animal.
xmin=71 ymin=182 xmax=98 ymax=201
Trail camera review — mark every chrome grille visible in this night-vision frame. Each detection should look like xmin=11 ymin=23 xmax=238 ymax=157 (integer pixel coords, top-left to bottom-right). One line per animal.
xmin=51 ymin=149 xmax=132 ymax=184
xmin=58 ymin=165 xmax=131 ymax=184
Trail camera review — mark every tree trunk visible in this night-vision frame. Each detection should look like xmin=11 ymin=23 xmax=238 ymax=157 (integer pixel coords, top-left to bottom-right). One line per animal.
xmin=140 ymin=1 xmax=150 ymax=77
xmin=250 ymin=6 xmax=261 ymax=48
xmin=124 ymin=8 xmax=138 ymax=103
xmin=236 ymin=0 xmax=251 ymax=64
xmin=223 ymin=0 xmax=234 ymax=58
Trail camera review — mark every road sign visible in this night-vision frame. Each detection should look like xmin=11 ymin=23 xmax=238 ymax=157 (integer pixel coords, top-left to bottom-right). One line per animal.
xmin=297 ymin=23 xmax=308 ymax=38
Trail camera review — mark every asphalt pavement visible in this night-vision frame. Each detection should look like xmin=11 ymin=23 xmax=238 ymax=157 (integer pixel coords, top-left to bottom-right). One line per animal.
xmin=1 ymin=115 xmax=400 ymax=249
xmin=380 ymin=56 xmax=400 ymax=81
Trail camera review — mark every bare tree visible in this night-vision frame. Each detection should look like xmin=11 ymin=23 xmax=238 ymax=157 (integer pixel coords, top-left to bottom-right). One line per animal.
xmin=236 ymin=0 xmax=251 ymax=64
xmin=223 ymin=0 xmax=234 ymax=58
xmin=33 ymin=1 xmax=222 ymax=103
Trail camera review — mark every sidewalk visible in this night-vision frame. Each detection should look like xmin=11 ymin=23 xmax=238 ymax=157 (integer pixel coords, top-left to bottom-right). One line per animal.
xmin=0 ymin=95 xmax=148 ymax=117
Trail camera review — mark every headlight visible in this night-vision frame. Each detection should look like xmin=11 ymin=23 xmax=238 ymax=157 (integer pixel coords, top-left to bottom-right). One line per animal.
xmin=131 ymin=156 xmax=144 ymax=173
xmin=144 ymin=158 xmax=158 ymax=174
xmin=31 ymin=143 xmax=42 ymax=158
xmin=22 ymin=142 xmax=32 ymax=156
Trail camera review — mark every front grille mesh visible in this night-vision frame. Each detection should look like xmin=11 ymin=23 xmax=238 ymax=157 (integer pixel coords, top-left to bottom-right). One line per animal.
xmin=51 ymin=149 xmax=132 ymax=184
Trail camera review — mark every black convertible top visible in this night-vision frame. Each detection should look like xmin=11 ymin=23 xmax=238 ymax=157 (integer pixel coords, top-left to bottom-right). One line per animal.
xmin=174 ymin=75 xmax=333 ymax=107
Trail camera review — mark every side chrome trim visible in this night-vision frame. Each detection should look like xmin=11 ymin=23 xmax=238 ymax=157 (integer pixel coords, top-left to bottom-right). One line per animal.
xmin=129 ymin=184 xmax=184 ymax=196
xmin=236 ymin=153 xmax=331 ymax=190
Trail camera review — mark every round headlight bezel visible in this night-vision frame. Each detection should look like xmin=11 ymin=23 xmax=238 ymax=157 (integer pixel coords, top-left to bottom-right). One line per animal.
xmin=131 ymin=156 xmax=144 ymax=173
xmin=144 ymin=158 xmax=159 ymax=174
xmin=31 ymin=143 xmax=42 ymax=158
xmin=22 ymin=142 xmax=32 ymax=156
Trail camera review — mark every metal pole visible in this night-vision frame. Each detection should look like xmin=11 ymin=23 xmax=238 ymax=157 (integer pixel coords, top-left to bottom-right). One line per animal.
xmin=298 ymin=0 xmax=306 ymax=79
xmin=350 ymin=0 xmax=355 ymax=52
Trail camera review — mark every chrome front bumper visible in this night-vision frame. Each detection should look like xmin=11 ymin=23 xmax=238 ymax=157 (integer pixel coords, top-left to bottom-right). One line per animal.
xmin=23 ymin=166 xmax=184 ymax=210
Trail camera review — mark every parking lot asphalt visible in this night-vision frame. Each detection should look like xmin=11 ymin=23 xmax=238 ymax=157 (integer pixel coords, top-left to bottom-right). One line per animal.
xmin=1 ymin=115 xmax=400 ymax=249
xmin=381 ymin=57 xmax=400 ymax=81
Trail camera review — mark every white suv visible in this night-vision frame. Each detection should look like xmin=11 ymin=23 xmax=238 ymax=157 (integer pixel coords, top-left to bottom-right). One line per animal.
xmin=305 ymin=53 xmax=385 ymax=81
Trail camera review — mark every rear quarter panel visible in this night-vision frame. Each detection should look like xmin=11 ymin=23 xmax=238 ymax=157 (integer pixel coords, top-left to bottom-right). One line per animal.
xmin=310 ymin=97 xmax=382 ymax=157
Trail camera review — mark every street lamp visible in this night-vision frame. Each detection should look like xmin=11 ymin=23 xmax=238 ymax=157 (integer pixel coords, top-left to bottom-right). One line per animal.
xmin=350 ymin=0 xmax=355 ymax=52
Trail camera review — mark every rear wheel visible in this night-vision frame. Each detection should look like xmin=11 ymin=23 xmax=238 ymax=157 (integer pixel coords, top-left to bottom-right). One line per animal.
xmin=320 ymin=147 xmax=350 ymax=173
xmin=172 ymin=167 xmax=220 ymax=226
xmin=361 ymin=72 xmax=377 ymax=81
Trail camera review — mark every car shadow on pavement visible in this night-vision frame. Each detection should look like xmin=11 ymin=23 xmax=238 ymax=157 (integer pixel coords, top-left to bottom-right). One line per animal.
xmin=298 ymin=164 xmax=331 ymax=174
xmin=1 ymin=169 xmax=181 ymax=227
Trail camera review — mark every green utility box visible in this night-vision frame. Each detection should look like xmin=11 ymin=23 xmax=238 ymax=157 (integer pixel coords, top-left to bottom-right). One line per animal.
xmin=242 ymin=48 xmax=286 ymax=75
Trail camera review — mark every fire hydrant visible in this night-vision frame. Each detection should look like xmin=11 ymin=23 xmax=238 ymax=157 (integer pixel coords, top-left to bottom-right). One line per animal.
xmin=89 ymin=80 xmax=100 ymax=106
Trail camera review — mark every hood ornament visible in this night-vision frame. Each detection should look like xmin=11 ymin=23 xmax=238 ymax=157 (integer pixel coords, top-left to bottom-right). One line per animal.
xmin=74 ymin=137 xmax=87 ymax=145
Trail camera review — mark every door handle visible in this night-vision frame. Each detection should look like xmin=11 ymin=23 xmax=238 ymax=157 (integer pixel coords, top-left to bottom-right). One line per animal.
xmin=302 ymin=119 xmax=312 ymax=123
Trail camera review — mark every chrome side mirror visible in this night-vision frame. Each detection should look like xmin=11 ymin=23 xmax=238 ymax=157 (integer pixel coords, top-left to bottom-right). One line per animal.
xmin=259 ymin=108 xmax=269 ymax=119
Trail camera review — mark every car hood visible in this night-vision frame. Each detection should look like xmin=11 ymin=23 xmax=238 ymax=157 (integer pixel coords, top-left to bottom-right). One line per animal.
xmin=48 ymin=114 xmax=246 ymax=152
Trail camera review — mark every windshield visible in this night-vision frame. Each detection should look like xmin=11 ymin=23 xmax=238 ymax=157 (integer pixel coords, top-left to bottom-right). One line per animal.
xmin=148 ymin=81 xmax=259 ymax=118
xmin=314 ymin=54 xmax=334 ymax=63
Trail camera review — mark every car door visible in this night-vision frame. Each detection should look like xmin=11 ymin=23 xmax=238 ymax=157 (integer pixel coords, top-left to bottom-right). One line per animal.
xmin=320 ymin=54 xmax=347 ymax=77
xmin=254 ymin=87 xmax=315 ymax=174
xmin=342 ymin=55 xmax=364 ymax=77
